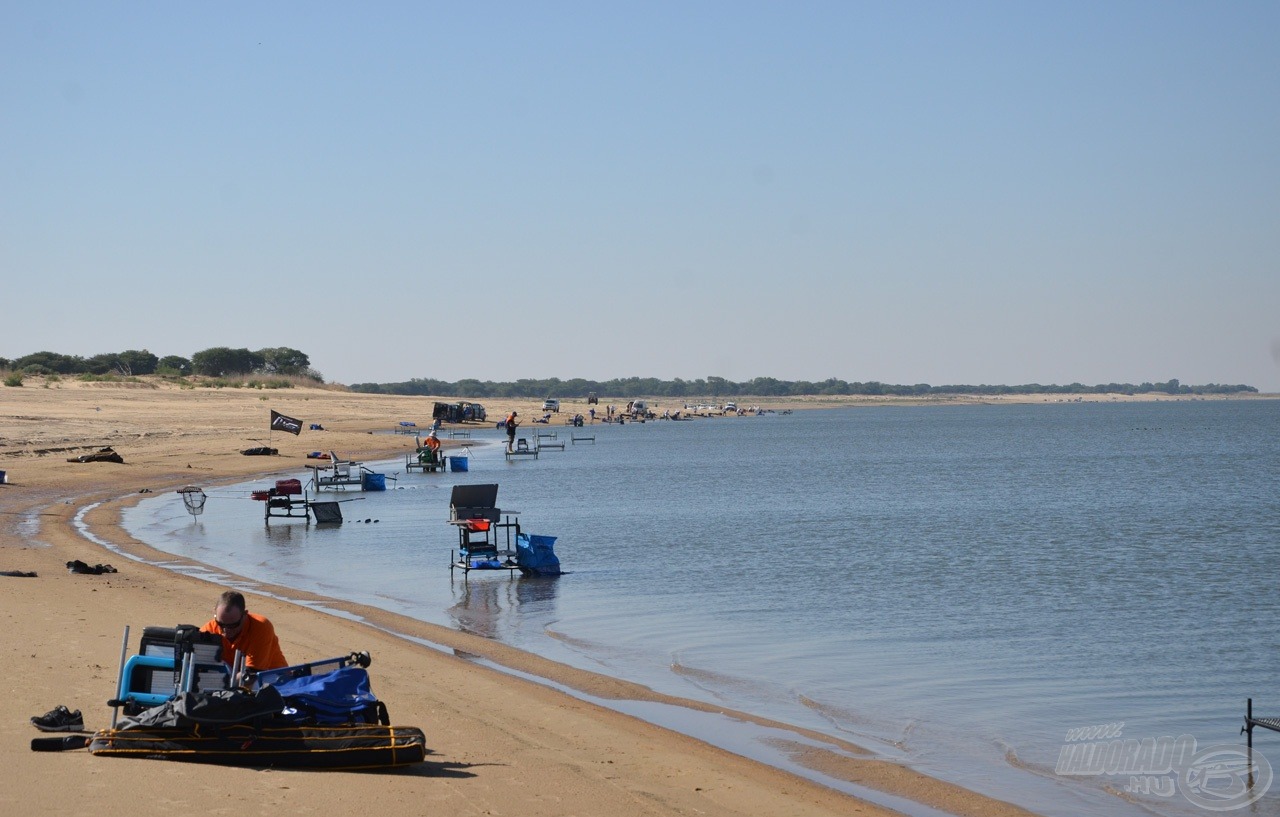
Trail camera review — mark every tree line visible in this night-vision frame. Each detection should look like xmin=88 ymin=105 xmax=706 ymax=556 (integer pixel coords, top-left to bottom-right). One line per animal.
xmin=2 ymin=350 xmax=1257 ymax=397
xmin=1 ymin=347 xmax=320 ymax=380
xmin=349 ymin=375 xmax=1257 ymax=398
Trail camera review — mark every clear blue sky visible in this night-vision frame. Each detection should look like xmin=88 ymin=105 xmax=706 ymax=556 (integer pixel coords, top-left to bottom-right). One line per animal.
xmin=4 ymin=2 xmax=1278 ymax=390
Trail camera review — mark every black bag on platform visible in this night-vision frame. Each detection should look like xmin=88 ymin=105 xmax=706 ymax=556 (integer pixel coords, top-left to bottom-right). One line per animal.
xmin=122 ymin=686 xmax=286 ymax=730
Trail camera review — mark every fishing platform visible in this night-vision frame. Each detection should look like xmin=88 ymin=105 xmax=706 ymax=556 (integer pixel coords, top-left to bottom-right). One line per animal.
xmin=307 ymin=452 xmax=389 ymax=491
xmin=251 ymin=479 xmax=357 ymax=524
xmin=406 ymin=449 xmax=445 ymax=472
xmin=406 ymin=438 xmax=446 ymax=473
xmin=535 ymin=431 xmax=564 ymax=450
xmin=447 ymin=484 xmax=521 ymax=576
xmin=505 ymin=437 xmax=539 ymax=460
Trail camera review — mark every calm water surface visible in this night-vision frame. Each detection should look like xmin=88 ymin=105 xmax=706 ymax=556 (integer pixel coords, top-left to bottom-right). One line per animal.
xmin=122 ymin=400 xmax=1280 ymax=817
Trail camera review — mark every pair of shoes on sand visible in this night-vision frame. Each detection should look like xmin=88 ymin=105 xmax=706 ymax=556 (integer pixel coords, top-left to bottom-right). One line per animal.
xmin=66 ymin=560 xmax=117 ymax=575
xmin=31 ymin=705 xmax=84 ymax=732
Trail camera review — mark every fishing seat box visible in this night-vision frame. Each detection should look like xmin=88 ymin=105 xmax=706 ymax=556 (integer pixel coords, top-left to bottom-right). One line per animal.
xmin=135 ymin=625 xmax=229 ymax=698
xmin=448 ymin=483 xmax=501 ymax=524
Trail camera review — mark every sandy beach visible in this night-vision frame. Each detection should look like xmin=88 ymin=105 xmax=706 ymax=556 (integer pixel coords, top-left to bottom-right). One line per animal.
xmin=0 ymin=376 xmax=1188 ymax=817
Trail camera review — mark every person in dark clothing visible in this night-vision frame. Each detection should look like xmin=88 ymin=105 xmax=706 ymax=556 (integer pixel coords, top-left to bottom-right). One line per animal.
xmin=505 ymin=411 xmax=519 ymax=452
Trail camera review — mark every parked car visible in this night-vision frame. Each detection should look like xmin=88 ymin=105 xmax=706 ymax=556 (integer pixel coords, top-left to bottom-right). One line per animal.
xmin=434 ymin=401 xmax=486 ymax=423
xmin=542 ymin=399 xmax=560 ymax=412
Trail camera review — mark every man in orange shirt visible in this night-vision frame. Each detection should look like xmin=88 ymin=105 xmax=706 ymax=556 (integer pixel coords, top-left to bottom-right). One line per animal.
xmin=200 ymin=589 xmax=289 ymax=670
xmin=418 ymin=430 xmax=443 ymax=467
xmin=424 ymin=430 xmax=441 ymax=454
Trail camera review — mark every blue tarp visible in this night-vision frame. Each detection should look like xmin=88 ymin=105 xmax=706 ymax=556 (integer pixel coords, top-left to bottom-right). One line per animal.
xmin=272 ymin=666 xmax=383 ymax=725
xmin=515 ymin=533 xmax=561 ymax=575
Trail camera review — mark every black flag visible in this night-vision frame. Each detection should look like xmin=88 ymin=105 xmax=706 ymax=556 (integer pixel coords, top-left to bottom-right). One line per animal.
xmin=270 ymin=410 xmax=303 ymax=435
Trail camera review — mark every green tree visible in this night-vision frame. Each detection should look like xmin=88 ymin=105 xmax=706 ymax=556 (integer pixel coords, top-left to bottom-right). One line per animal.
xmin=746 ymin=376 xmax=787 ymax=396
xmin=85 ymin=353 xmax=120 ymax=375
xmin=256 ymin=347 xmax=311 ymax=375
xmin=117 ymin=349 xmax=159 ymax=375
xmin=191 ymin=347 xmax=263 ymax=377
xmin=156 ymin=355 xmax=192 ymax=375
xmin=13 ymin=351 xmax=85 ymax=374
xmin=704 ymin=376 xmax=731 ymax=397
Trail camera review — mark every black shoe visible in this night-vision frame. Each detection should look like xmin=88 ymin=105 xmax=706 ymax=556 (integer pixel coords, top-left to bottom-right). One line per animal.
xmin=31 ymin=705 xmax=83 ymax=732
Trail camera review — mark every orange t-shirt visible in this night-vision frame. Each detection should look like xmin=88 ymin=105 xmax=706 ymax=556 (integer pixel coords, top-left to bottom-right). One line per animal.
xmin=201 ymin=612 xmax=289 ymax=670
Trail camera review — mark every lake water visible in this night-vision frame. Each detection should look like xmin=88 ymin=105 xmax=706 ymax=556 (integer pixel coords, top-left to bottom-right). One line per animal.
xmin=121 ymin=400 xmax=1280 ymax=816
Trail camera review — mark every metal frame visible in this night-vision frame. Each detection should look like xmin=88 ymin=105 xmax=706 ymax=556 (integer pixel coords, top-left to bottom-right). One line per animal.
xmin=265 ymin=495 xmax=312 ymax=522
xmin=406 ymin=448 xmax=445 ymax=472
xmin=505 ymin=437 xmax=540 ymax=460
xmin=107 ymin=625 xmax=231 ymax=726
xmin=1244 ymin=698 xmax=1280 ymax=749
xmin=449 ymin=513 xmax=522 ymax=577
xmin=306 ymin=452 xmax=367 ymax=491
xmin=447 ymin=484 xmax=521 ymax=577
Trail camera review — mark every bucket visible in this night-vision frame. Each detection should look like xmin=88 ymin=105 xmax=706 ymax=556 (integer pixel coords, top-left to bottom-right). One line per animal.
xmin=449 ymin=456 xmax=469 ymax=472
xmin=361 ymin=472 xmax=387 ymax=491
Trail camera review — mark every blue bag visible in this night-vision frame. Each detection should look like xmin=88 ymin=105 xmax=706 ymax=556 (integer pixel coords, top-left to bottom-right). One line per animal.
xmin=515 ymin=533 xmax=561 ymax=575
xmin=271 ymin=666 xmax=388 ymax=725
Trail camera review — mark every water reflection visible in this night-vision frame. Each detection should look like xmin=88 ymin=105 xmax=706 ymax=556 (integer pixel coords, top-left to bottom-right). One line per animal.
xmin=447 ymin=578 xmax=509 ymax=638
xmin=447 ymin=575 xmax=561 ymax=639
xmin=264 ymin=523 xmax=304 ymax=548
xmin=515 ymin=575 xmax=561 ymax=610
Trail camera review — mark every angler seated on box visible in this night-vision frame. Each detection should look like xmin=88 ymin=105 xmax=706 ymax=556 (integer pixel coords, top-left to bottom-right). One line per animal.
xmin=200 ymin=589 xmax=289 ymax=671
xmin=418 ymin=431 xmax=443 ymax=464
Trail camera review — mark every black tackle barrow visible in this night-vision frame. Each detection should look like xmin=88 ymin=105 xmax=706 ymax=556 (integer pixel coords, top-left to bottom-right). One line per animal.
xmin=85 ymin=649 xmax=426 ymax=769
xmin=87 ymin=720 xmax=426 ymax=769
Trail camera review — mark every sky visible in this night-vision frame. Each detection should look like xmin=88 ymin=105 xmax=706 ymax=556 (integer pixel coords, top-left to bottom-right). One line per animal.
xmin=3 ymin=2 xmax=1278 ymax=391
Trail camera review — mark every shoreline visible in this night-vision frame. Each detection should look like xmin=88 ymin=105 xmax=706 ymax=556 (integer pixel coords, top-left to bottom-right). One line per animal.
xmin=68 ymin=461 xmax=1042 ymax=817
xmin=83 ymin=486 xmax=938 ymax=812
xmin=8 ymin=380 xmax=1261 ymax=815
